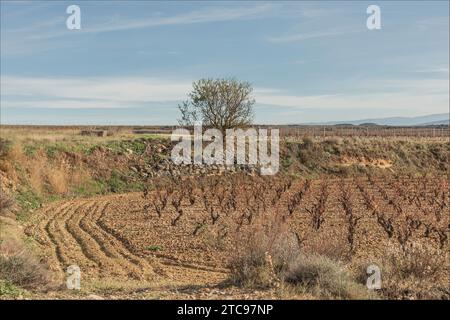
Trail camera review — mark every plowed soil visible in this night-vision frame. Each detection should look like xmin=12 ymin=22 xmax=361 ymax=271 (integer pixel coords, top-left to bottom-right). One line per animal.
xmin=24 ymin=176 xmax=449 ymax=299
xmin=24 ymin=193 xmax=239 ymax=299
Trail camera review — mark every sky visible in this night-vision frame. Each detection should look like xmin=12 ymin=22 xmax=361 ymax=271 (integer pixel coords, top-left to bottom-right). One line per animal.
xmin=0 ymin=0 xmax=449 ymax=125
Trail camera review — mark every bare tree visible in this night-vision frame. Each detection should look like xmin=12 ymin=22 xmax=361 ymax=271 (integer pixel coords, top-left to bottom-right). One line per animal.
xmin=178 ymin=78 xmax=254 ymax=134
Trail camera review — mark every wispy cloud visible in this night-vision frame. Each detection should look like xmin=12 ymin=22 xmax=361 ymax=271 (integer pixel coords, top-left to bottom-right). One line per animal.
xmin=412 ymin=67 xmax=449 ymax=74
xmin=255 ymin=77 xmax=449 ymax=113
xmin=417 ymin=16 xmax=449 ymax=30
xmin=27 ymin=4 xmax=273 ymax=40
xmin=3 ymin=76 xmax=448 ymax=115
xmin=256 ymin=92 xmax=448 ymax=112
xmin=267 ymin=28 xmax=361 ymax=43
xmin=2 ymin=3 xmax=273 ymax=54
xmin=1 ymin=76 xmax=192 ymax=109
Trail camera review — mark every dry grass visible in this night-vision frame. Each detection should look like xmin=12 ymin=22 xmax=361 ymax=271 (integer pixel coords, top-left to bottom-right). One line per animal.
xmin=0 ymin=239 xmax=53 ymax=291
xmin=228 ymin=242 xmax=277 ymax=289
xmin=0 ymin=142 xmax=23 ymax=182
xmin=284 ymin=253 xmax=370 ymax=299
xmin=227 ymin=208 xmax=449 ymax=299
xmin=2 ymin=142 xmax=93 ymax=196
xmin=0 ymin=192 xmax=15 ymax=217
xmin=228 ymin=213 xmax=372 ymax=299
xmin=46 ymin=168 xmax=68 ymax=194
xmin=1 ymin=127 xmax=448 ymax=299
xmin=28 ymin=152 xmax=47 ymax=194
xmin=0 ymin=214 xmax=54 ymax=294
xmin=0 ymin=126 xmax=136 ymax=143
xmin=382 ymin=242 xmax=449 ymax=299
xmin=69 ymin=166 xmax=91 ymax=187
xmin=385 ymin=242 xmax=446 ymax=280
xmin=353 ymin=241 xmax=450 ymax=299
xmin=228 ymin=213 xmax=298 ymax=288
xmin=229 ymin=231 xmax=371 ymax=299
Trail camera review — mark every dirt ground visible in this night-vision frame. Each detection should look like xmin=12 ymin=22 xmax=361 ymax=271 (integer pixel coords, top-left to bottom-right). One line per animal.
xmin=19 ymin=193 xmax=279 ymax=299
xmin=19 ymin=175 xmax=449 ymax=299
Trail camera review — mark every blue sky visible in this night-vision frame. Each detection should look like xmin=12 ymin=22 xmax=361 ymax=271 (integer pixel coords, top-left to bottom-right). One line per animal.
xmin=1 ymin=1 xmax=449 ymax=125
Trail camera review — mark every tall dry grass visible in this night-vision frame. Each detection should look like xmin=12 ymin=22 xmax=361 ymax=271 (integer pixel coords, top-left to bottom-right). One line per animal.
xmin=0 ymin=238 xmax=54 ymax=291
xmin=2 ymin=142 xmax=90 ymax=196
xmin=28 ymin=150 xmax=47 ymax=194
xmin=228 ymin=207 xmax=449 ymax=299
xmin=228 ymin=212 xmax=371 ymax=299
xmin=353 ymin=241 xmax=450 ymax=299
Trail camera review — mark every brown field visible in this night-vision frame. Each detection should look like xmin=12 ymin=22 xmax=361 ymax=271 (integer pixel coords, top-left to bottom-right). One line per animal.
xmin=20 ymin=174 xmax=450 ymax=299
xmin=1 ymin=125 xmax=449 ymax=299
xmin=1 ymin=124 xmax=448 ymax=141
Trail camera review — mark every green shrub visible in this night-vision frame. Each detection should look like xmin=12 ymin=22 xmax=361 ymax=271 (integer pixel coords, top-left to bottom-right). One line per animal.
xmin=0 ymin=138 xmax=12 ymax=158
xmin=0 ymin=280 xmax=22 ymax=297
xmin=107 ymin=170 xmax=126 ymax=193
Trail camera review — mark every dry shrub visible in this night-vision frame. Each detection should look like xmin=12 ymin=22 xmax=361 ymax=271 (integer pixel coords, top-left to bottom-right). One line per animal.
xmin=0 ymin=142 xmax=23 ymax=182
xmin=5 ymin=143 xmax=26 ymax=163
xmin=46 ymin=153 xmax=86 ymax=194
xmin=229 ymin=230 xmax=370 ymax=299
xmin=228 ymin=213 xmax=300 ymax=288
xmin=228 ymin=213 xmax=370 ymax=299
xmin=382 ymin=242 xmax=449 ymax=299
xmin=27 ymin=151 xmax=47 ymax=194
xmin=46 ymin=166 xmax=68 ymax=194
xmin=228 ymin=237 xmax=276 ymax=289
xmin=354 ymin=241 xmax=450 ymax=299
xmin=324 ymin=137 xmax=343 ymax=145
xmin=6 ymin=143 xmax=91 ymax=196
xmin=386 ymin=242 xmax=446 ymax=280
xmin=29 ymin=169 xmax=44 ymax=194
xmin=0 ymin=161 xmax=16 ymax=182
xmin=0 ymin=239 xmax=52 ymax=290
xmin=271 ymin=231 xmax=302 ymax=274
xmin=69 ymin=166 xmax=90 ymax=187
xmin=285 ymin=253 xmax=370 ymax=299
xmin=25 ymin=151 xmax=77 ymax=195
xmin=0 ymin=138 xmax=12 ymax=157
xmin=0 ymin=192 xmax=15 ymax=216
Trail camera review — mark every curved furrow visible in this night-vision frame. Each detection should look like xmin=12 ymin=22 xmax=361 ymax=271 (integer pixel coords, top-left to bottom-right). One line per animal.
xmin=93 ymin=201 xmax=159 ymax=277
xmin=65 ymin=200 xmax=128 ymax=278
xmin=97 ymin=201 xmax=226 ymax=275
xmin=79 ymin=200 xmax=151 ymax=279
xmin=26 ymin=202 xmax=62 ymax=246
xmin=96 ymin=202 xmax=165 ymax=275
xmin=53 ymin=201 xmax=100 ymax=276
xmin=30 ymin=202 xmax=73 ymax=278
xmin=44 ymin=202 xmax=81 ymax=271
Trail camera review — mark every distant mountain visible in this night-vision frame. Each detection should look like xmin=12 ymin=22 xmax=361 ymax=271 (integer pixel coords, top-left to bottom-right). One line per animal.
xmin=418 ymin=119 xmax=450 ymax=126
xmin=304 ymin=113 xmax=449 ymax=126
